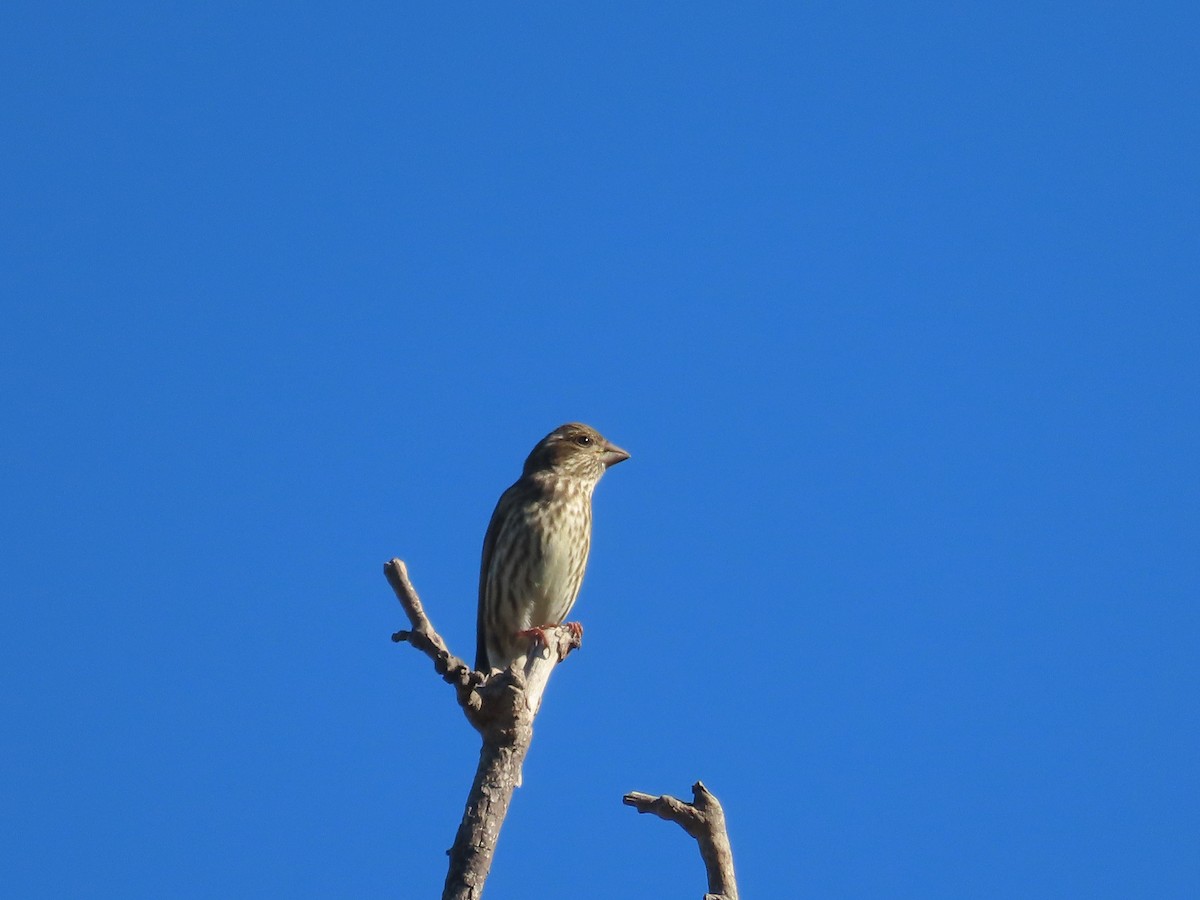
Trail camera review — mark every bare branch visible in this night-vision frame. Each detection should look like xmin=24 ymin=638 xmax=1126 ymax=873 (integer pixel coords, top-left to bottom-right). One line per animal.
xmin=624 ymin=781 xmax=739 ymax=900
xmin=385 ymin=558 xmax=486 ymax=724
xmin=385 ymin=558 xmax=581 ymax=900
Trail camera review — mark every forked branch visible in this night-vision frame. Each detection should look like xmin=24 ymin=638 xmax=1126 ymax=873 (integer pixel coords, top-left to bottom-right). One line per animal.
xmin=385 ymin=558 xmax=581 ymax=900
xmin=624 ymin=781 xmax=739 ymax=900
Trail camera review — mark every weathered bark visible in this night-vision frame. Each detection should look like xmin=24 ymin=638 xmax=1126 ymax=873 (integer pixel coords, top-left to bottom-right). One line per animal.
xmin=624 ymin=781 xmax=739 ymax=900
xmin=385 ymin=558 xmax=579 ymax=900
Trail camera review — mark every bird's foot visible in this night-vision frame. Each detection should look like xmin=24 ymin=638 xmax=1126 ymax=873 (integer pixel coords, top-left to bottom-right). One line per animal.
xmin=515 ymin=622 xmax=584 ymax=658
xmin=516 ymin=625 xmax=553 ymax=655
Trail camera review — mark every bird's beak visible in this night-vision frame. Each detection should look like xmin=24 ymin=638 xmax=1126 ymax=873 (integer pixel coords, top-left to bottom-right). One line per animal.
xmin=601 ymin=443 xmax=630 ymax=467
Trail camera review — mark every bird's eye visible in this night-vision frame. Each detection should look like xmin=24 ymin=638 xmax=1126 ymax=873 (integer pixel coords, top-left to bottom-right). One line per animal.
xmin=574 ymin=434 xmax=593 ymax=446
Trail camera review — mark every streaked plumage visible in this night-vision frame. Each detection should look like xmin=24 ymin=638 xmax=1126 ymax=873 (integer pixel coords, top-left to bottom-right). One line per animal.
xmin=476 ymin=423 xmax=629 ymax=672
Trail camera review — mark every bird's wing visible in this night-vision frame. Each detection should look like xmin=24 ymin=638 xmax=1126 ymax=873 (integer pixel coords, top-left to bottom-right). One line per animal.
xmin=476 ymin=485 xmax=513 ymax=672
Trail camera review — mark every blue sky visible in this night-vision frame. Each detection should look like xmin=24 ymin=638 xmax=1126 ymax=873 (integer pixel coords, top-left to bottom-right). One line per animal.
xmin=3 ymin=2 xmax=1198 ymax=897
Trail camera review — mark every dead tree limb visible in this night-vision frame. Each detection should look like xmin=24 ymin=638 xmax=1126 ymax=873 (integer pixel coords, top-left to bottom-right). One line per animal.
xmin=386 ymin=558 xmax=580 ymax=900
xmin=623 ymin=781 xmax=739 ymax=900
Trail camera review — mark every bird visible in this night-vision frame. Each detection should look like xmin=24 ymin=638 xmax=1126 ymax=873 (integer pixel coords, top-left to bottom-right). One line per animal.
xmin=476 ymin=423 xmax=629 ymax=672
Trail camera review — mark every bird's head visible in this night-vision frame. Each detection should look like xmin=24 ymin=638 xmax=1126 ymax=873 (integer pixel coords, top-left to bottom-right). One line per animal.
xmin=522 ymin=423 xmax=630 ymax=481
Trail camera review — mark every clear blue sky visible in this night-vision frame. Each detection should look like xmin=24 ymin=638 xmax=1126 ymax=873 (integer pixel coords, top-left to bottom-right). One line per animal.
xmin=3 ymin=2 xmax=1198 ymax=897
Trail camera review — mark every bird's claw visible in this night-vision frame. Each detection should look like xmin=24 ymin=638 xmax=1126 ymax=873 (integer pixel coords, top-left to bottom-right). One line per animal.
xmin=515 ymin=622 xmax=584 ymax=657
xmin=516 ymin=625 xmax=552 ymax=657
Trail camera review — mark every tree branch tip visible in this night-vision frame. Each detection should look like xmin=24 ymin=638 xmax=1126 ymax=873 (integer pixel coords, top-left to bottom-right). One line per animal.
xmin=624 ymin=783 xmax=739 ymax=899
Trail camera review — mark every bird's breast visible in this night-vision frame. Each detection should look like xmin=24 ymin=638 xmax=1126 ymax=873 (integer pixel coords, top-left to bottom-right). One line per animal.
xmin=520 ymin=489 xmax=592 ymax=626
